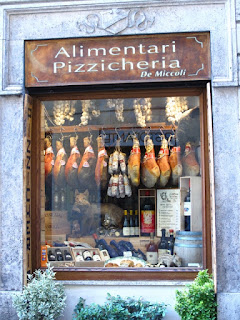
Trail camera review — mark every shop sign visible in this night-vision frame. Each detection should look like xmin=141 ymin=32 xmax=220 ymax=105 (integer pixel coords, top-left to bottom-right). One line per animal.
xmin=25 ymin=33 xmax=210 ymax=87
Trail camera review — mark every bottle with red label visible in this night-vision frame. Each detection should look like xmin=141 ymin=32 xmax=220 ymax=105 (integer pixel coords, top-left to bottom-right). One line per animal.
xmin=140 ymin=190 xmax=155 ymax=236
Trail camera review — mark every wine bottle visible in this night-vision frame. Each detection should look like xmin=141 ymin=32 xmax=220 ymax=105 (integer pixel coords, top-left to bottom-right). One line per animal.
xmin=110 ymin=240 xmax=124 ymax=256
xmin=75 ymin=252 xmax=84 ymax=262
xmin=48 ymin=250 xmax=56 ymax=261
xmin=129 ymin=210 xmax=135 ymax=237
xmin=64 ymin=250 xmax=72 ymax=261
xmin=92 ymin=251 xmax=101 ymax=261
xmin=82 ymin=250 xmax=93 ymax=261
xmin=158 ymin=229 xmax=168 ymax=257
xmin=184 ymin=180 xmax=191 ymax=231
xmin=92 ymin=233 xmax=105 ymax=251
xmin=167 ymin=229 xmax=175 ymax=255
xmin=55 ymin=248 xmax=63 ymax=261
xmin=146 ymin=232 xmax=158 ymax=265
xmin=134 ymin=210 xmax=139 ymax=236
xmin=140 ymin=191 xmax=155 ymax=236
xmin=122 ymin=210 xmax=130 ymax=237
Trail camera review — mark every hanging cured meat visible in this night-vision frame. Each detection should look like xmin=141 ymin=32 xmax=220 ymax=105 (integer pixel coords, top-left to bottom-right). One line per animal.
xmin=128 ymin=135 xmax=141 ymax=187
xmin=141 ymin=135 xmax=160 ymax=188
xmin=78 ymin=136 xmax=96 ymax=190
xmin=53 ymin=140 xmax=67 ymax=187
xmin=44 ymin=137 xmax=54 ymax=179
xmin=65 ymin=137 xmax=81 ymax=189
xmin=182 ymin=142 xmax=200 ymax=176
xmin=157 ymin=137 xmax=171 ymax=187
xmin=95 ymin=136 xmax=108 ymax=190
xmin=169 ymin=146 xmax=182 ymax=185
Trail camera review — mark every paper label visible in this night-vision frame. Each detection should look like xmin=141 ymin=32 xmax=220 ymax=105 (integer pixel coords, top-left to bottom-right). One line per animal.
xmin=72 ymin=162 xmax=78 ymax=168
xmin=184 ymin=202 xmax=191 ymax=216
xmin=141 ymin=210 xmax=155 ymax=233
xmin=146 ymin=252 xmax=158 ymax=265
xmin=83 ymin=161 xmax=90 ymax=168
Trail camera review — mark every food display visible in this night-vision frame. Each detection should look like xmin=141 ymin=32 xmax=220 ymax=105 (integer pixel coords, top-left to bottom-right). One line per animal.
xmin=42 ymin=95 xmax=203 ymax=269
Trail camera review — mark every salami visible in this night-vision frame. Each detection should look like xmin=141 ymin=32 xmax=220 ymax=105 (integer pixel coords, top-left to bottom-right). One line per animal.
xmin=44 ymin=137 xmax=54 ymax=179
xmin=128 ymin=135 xmax=141 ymax=187
xmin=53 ymin=140 xmax=67 ymax=187
xmin=182 ymin=142 xmax=200 ymax=176
xmin=157 ymin=138 xmax=171 ymax=187
xmin=141 ymin=135 xmax=160 ymax=188
xmin=65 ymin=137 xmax=81 ymax=189
xmin=78 ymin=136 xmax=96 ymax=190
xmin=95 ymin=136 xmax=108 ymax=189
xmin=169 ymin=146 xmax=182 ymax=185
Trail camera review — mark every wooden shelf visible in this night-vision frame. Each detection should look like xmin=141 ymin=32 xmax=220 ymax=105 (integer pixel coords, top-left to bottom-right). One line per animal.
xmin=47 ymin=123 xmax=175 ymax=134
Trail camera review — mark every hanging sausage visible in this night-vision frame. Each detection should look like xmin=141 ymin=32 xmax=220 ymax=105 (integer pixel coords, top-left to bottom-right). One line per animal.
xmin=44 ymin=137 xmax=54 ymax=179
xmin=65 ymin=136 xmax=81 ymax=189
xmin=95 ymin=136 xmax=108 ymax=190
xmin=157 ymin=136 xmax=171 ymax=187
xmin=78 ymin=136 xmax=96 ymax=190
xmin=53 ymin=139 xmax=67 ymax=188
xmin=107 ymin=137 xmax=131 ymax=198
xmin=182 ymin=142 xmax=200 ymax=176
xmin=169 ymin=146 xmax=182 ymax=185
xmin=128 ymin=135 xmax=141 ymax=187
xmin=141 ymin=134 xmax=160 ymax=188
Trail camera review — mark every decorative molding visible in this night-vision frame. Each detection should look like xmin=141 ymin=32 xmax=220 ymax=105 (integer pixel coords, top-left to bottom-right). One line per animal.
xmin=0 ymin=0 xmax=238 ymax=95
xmin=77 ymin=8 xmax=155 ymax=35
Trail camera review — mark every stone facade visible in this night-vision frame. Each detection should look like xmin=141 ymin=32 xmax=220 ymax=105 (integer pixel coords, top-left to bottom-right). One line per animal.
xmin=0 ymin=1 xmax=239 ymax=319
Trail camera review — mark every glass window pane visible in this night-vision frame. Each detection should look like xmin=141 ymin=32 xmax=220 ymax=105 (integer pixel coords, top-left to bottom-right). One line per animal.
xmin=41 ymin=94 xmax=202 ymax=269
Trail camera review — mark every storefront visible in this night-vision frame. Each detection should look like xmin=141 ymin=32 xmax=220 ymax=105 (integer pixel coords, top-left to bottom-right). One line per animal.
xmin=1 ymin=1 xmax=240 ymax=319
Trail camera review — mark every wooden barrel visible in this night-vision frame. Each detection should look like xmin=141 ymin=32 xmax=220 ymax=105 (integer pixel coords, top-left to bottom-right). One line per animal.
xmin=174 ymin=231 xmax=202 ymax=267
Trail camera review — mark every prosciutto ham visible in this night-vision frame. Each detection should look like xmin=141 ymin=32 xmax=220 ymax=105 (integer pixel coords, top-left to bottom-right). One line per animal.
xmin=78 ymin=136 xmax=96 ymax=189
xmin=182 ymin=142 xmax=200 ymax=176
xmin=157 ymin=138 xmax=171 ymax=187
xmin=65 ymin=137 xmax=81 ymax=189
xmin=141 ymin=136 xmax=160 ymax=188
xmin=128 ymin=136 xmax=141 ymax=187
xmin=53 ymin=140 xmax=67 ymax=187
xmin=44 ymin=137 xmax=54 ymax=179
xmin=169 ymin=146 xmax=182 ymax=185
xmin=95 ymin=136 xmax=108 ymax=189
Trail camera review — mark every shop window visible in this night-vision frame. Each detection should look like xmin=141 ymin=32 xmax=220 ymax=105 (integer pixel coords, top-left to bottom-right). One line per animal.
xmin=28 ymin=86 xmax=211 ymax=280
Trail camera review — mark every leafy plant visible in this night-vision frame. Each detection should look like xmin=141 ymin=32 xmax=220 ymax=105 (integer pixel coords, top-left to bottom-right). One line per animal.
xmin=73 ymin=293 xmax=167 ymax=320
xmin=12 ymin=264 xmax=66 ymax=320
xmin=175 ymin=269 xmax=217 ymax=320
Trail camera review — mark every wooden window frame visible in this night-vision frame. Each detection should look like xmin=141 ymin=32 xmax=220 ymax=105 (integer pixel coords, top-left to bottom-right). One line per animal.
xmin=30 ymin=85 xmax=212 ymax=281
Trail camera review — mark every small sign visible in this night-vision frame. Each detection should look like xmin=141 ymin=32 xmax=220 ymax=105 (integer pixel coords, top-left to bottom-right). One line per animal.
xmin=156 ymin=189 xmax=181 ymax=237
xmin=25 ymin=33 xmax=210 ymax=87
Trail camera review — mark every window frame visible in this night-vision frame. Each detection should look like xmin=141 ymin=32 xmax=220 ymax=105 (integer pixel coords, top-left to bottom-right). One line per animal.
xmin=29 ymin=85 xmax=212 ymax=281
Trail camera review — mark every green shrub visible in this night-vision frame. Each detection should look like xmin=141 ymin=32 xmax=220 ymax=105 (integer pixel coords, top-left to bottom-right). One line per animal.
xmin=12 ymin=264 xmax=66 ymax=320
xmin=73 ymin=293 xmax=167 ymax=320
xmin=175 ymin=270 xmax=217 ymax=320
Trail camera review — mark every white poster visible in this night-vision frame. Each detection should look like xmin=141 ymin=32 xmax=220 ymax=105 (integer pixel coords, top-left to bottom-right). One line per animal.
xmin=157 ymin=189 xmax=181 ymax=237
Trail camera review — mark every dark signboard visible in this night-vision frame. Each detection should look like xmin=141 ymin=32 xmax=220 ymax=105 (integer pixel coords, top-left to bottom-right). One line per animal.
xmin=25 ymin=33 xmax=210 ymax=87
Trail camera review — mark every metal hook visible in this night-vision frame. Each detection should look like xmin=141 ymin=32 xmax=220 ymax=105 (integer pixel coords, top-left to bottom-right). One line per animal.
xmin=145 ymin=126 xmax=151 ymax=136
xmin=88 ymin=127 xmax=93 ymax=143
xmin=74 ymin=126 xmax=79 ymax=141
xmin=115 ymin=127 xmax=121 ymax=141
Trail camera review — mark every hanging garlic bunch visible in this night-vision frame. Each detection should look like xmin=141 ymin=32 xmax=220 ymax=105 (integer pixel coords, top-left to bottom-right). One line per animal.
xmin=107 ymin=99 xmax=124 ymax=122
xmin=79 ymin=100 xmax=100 ymax=126
xmin=165 ymin=97 xmax=188 ymax=124
xmin=133 ymin=98 xmax=152 ymax=127
xmin=53 ymin=100 xmax=76 ymax=126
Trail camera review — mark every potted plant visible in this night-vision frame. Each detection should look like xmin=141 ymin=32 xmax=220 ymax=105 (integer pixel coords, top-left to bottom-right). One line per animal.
xmin=175 ymin=269 xmax=217 ymax=320
xmin=73 ymin=293 xmax=167 ymax=319
xmin=12 ymin=264 xmax=66 ymax=320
